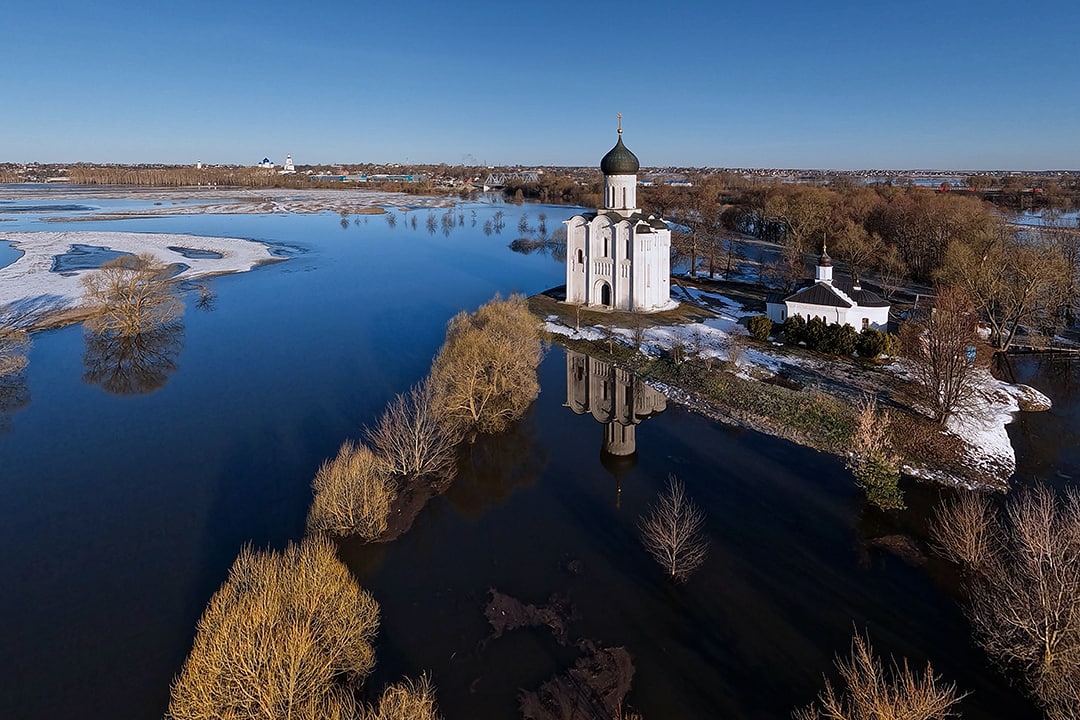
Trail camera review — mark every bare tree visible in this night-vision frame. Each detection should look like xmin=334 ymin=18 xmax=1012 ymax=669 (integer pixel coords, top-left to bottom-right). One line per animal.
xmin=639 ymin=475 xmax=709 ymax=582
xmin=361 ymin=674 xmax=442 ymax=720
xmin=930 ymin=491 xmax=998 ymax=569
xmin=168 ymin=536 xmax=381 ymax=720
xmin=793 ymin=632 xmax=966 ymax=720
xmin=367 ymin=378 xmax=459 ymax=479
xmin=931 ymin=485 xmax=1080 ymax=718
xmin=430 ymin=294 xmax=544 ymax=436
xmin=900 ymin=286 xmax=981 ymax=425
xmin=82 ymin=254 xmax=183 ymax=336
xmin=307 ymin=441 xmax=396 ymax=540
xmin=937 ymin=227 xmax=1072 ymax=351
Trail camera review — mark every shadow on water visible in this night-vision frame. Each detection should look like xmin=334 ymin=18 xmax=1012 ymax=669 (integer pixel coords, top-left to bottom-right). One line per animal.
xmin=82 ymin=321 xmax=185 ymax=395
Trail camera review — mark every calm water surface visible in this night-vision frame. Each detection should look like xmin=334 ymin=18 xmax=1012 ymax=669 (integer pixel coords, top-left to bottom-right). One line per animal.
xmin=0 ymin=189 xmax=1061 ymax=718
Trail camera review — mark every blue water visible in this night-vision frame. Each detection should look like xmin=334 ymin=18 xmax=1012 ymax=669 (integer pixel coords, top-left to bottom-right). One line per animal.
xmin=0 ymin=190 xmax=1049 ymax=719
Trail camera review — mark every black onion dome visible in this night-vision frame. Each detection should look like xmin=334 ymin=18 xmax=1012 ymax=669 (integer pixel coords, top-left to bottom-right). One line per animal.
xmin=600 ymin=135 xmax=640 ymax=175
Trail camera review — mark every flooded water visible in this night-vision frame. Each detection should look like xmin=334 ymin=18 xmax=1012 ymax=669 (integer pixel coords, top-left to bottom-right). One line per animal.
xmin=0 ymin=188 xmax=1059 ymax=719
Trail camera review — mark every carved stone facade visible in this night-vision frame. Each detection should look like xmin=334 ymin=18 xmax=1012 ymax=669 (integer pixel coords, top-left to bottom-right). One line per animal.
xmin=565 ymin=130 xmax=672 ymax=312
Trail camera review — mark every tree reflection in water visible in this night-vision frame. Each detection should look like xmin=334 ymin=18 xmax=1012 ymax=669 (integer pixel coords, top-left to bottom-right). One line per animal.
xmin=444 ymin=416 xmax=548 ymax=519
xmin=82 ymin=320 xmax=184 ymax=395
xmin=0 ymin=369 xmax=30 ymax=434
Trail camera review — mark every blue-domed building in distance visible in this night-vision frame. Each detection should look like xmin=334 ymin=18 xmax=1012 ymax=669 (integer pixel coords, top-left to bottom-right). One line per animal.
xmin=564 ymin=119 xmax=673 ymax=312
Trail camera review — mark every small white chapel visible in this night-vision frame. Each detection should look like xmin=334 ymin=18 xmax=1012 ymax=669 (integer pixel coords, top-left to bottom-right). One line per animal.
xmin=765 ymin=245 xmax=891 ymax=330
xmin=565 ymin=118 xmax=672 ymax=312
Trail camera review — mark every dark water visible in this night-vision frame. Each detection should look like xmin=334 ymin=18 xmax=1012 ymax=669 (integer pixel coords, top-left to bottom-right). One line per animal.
xmin=999 ymin=353 xmax=1080 ymax=489
xmin=0 ymin=192 xmax=1061 ymax=719
xmin=50 ymin=243 xmax=134 ymax=272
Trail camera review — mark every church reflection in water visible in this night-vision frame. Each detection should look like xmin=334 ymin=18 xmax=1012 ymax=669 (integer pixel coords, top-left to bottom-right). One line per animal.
xmin=564 ymin=349 xmax=667 ymax=506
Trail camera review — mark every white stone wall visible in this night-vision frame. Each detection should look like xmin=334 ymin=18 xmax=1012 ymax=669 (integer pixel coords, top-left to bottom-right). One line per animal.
xmin=565 ymin=213 xmax=671 ymax=312
xmin=783 ymin=300 xmax=890 ymax=331
xmin=603 ymin=174 xmax=637 ymax=212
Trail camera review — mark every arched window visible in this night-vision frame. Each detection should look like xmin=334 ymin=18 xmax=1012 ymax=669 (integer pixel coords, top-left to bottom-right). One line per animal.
xmin=577 ymin=249 xmax=584 ymax=264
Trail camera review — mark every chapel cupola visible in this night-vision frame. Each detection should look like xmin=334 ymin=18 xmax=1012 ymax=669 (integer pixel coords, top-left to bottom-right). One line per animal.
xmin=816 ymin=240 xmax=833 ymax=284
xmin=601 ymin=114 xmax=639 ymax=213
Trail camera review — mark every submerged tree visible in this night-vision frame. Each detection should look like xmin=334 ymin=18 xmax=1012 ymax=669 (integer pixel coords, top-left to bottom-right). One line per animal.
xmin=639 ymin=475 xmax=709 ymax=582
xmin=360 ymin=674 xmax=442 ymax=720
xmin=0 ymin=323 xmax=30 ymax=377
xmin=932 ymin=486 xmax=1080 ymax=718
xmin=82 ymin=253 xmax=183 ymax=337
xmin=168 ymin=536 xmax=380 ymax=720
xmin=793 ymin=632 xmax=966 ymax=720
xmin=429 ymin=294 xmax=544 ymax=436
xmin=367 ymin=378 xmax=459 ymax=480
xmin=307 ymin=440 xmax=397 ymax=540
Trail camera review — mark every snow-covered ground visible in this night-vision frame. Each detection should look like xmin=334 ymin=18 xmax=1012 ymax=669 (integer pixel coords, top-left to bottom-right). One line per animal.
xmin=902 ymin=368 xmax=1051 ymax=489
xmin=547 ymin=286 xmax=1052 ymax=490
xmin=1 ymin=187 xmax=450 ymax=220
xmin=0 ymin=231 xmax=277 ymax=323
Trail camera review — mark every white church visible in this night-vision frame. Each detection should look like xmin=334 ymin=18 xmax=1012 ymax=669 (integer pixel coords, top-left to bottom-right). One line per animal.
xmin=766 ymin=245 xmax=891 ymax=330
xmin=565 ymin=121 xmax=672 ymax=312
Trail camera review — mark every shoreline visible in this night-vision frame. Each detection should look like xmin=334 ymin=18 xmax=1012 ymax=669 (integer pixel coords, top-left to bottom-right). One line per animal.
xmin=0 ymin=231 xmax=281 ymax=330
xmin=529 ymin=286 xmax=1050 ymax=493
xmin=0 ymin=185 xmax=454 ymax=220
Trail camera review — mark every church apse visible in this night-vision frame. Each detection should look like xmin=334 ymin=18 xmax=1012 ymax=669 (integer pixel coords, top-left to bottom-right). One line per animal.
xmin=565 ymin=349 xmax=667 ymax=504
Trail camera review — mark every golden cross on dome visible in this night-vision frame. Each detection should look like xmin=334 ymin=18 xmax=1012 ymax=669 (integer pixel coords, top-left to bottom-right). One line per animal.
xmin=617 ymin=113 xmax=622 ymax=135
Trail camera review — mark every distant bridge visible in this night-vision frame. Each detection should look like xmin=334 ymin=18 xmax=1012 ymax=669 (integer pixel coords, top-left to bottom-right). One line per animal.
xmin=483 ymin=171 xmax=541 ymax=188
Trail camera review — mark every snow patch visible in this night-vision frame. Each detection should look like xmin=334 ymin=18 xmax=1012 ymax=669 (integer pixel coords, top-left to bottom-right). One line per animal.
xmin=0 ymin=231 xmax=278 ymax=321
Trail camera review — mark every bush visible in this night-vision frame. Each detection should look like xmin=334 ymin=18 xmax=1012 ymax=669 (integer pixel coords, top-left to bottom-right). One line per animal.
xmin=847 ymin=396 xmax=904 ymax=511
xmin=821 ymin=323 xmax=859 ymax=356
xmin=367 ymin=378 xmax=459 ymax=479
xmin=168 ymin=536 xmax=380 ymax=720
xmin=802 ymin=317 xmax=829 ymax=350
xmin=854 ymin=454 xmax=905 ymax=511
xmin=931 ymin=485 xmax=1080 ymax=716
xmin=782 ymin=314 xmax=806 ymax=344
xmin=308 ymin=441 xmax=396 ymax=539
xmin=747 ymin=315 xmax=773 ymax=341
xmin=856 ymin=328 xmax=899 ymax=358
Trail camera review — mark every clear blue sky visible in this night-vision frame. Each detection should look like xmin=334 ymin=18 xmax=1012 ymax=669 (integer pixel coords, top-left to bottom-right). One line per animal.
xmin=3 ymin=0 xmax=1078 ymax=170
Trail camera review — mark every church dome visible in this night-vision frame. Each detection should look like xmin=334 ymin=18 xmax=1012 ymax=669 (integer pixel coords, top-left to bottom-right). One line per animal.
xmin=600 ymin=135 xmax=640 ymax=175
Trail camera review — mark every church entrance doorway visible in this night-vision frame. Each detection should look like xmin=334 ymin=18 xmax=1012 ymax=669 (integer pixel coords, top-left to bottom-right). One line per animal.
xmin=600 ymin=282 xmax=611 ymax=307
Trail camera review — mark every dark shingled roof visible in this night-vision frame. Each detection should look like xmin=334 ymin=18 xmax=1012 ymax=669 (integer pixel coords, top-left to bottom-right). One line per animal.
xmin=600 ymin=135 xmax=640 ymax=175
xmin=833 ymin=279 xmax=890 ymax=307
xmin=785 ymin=283 xmax=852 ymax=308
